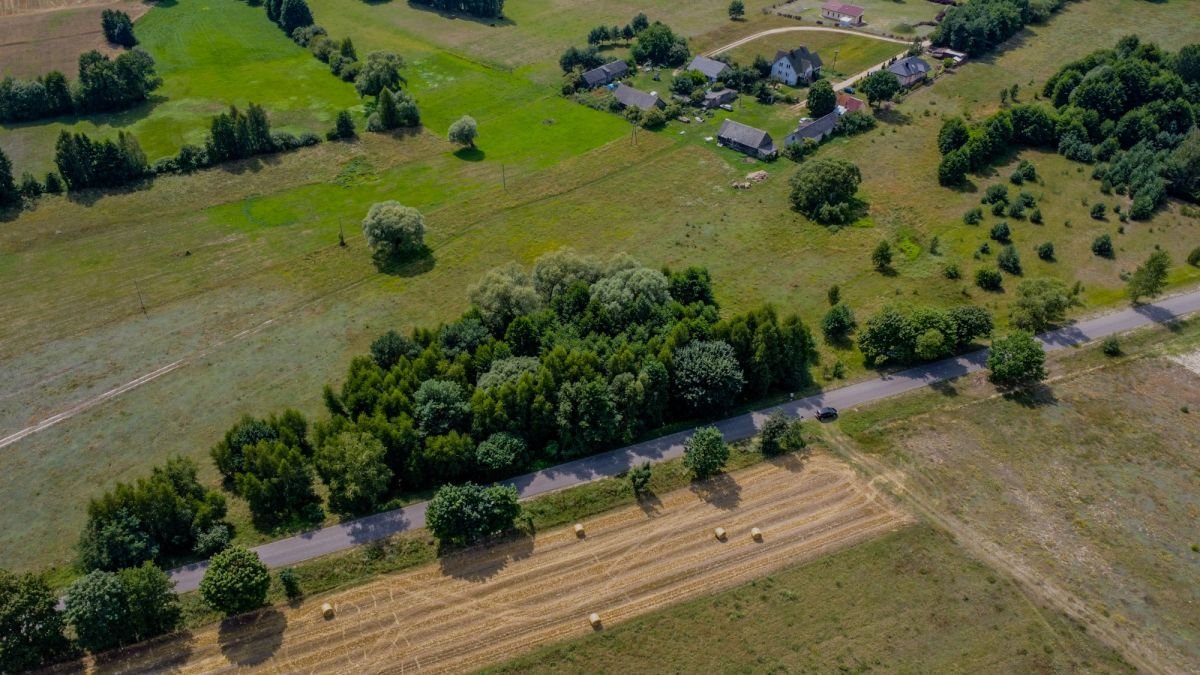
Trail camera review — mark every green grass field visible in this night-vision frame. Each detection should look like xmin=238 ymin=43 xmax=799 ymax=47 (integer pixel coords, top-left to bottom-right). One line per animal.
xmin=833 ymin=319 xmax=1200 ymax=673
xmin=0 ymin=0 xmax=1198 ymax=577
xmin=0 ymin=0 xmax=361 ymax=175
xmin=487 ymin=525 xmax=1129 ymax=673
xmin=725 ymin=30 xmax=904 ymax=80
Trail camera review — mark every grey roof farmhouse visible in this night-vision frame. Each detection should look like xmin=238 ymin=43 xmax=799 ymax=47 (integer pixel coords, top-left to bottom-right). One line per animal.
xmin=717 ymin=119 xmax=776 ymax=159
xmin=612 ymin=83 xmax=665 ymax=111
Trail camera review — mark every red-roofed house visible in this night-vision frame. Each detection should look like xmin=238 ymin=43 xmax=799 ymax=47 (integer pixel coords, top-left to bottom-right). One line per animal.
xmin=821 ymin=1 xmax=864 ymax=25
xmin=836 ymin=92 xmax=865 ymax=113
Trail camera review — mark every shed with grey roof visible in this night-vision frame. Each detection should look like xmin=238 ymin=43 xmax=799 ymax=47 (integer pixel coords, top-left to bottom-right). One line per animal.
xmin=613 ymin=83 xmax=666 ymax=111
xmin=717 ymin=119 xmax=776 ymax=160
xmin=581 ymin=60 xmax=629 ymax=89
xmin=687 ymin=55 xmax=731 ymax=82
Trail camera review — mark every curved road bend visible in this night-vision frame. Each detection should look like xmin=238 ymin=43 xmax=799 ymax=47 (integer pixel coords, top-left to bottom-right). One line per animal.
xmin=168 ymin=290 xmax=1200 ymax=593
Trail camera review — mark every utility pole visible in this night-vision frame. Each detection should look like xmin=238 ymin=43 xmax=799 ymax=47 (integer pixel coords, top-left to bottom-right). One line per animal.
xmin=833 ymin=49 xmax=839 ymax=71
xmin=133 ymin=280 xmax=147 ymax=315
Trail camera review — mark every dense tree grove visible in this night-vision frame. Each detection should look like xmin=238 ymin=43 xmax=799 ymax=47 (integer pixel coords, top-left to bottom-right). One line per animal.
xmin=933 ymin=0 xmax=1067 ymax=57
xmin=0 ymin=148 xmax=18 ymax=208
xmin=77 ymin=457 xmax=230 ymax=572
xmin=62 ymin=563 xmax=180 ymax=654
xmin=0 ymin=569 xmax=73 ymax=673
xmin=53 ymin=130 xmax=148 ymax=191
xmin=101 ymin=9 xmax=137 ymax=47
xmin=202 ymin=251 xmax=816 ymax=522
xmin=0 ymin=49 xmax=159 ymax=123
xmin=205 ymin=104 xmax=275 ymax=163
xmin=857 ymin=305 xmax=993 ymax=367
xmin=937 ymin=37 xmax=1200 ymax=218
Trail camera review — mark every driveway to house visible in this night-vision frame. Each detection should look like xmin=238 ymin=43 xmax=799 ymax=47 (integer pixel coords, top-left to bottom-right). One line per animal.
xmin=166 ymin=290 xmax=1200 ymax=593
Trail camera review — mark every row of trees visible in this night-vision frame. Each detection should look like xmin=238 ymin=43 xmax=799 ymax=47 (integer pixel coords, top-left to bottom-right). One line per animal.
xmin=585 ymin=12 xmax=650 ymax=45
xmin=411 ymin=0 xmax=504 ymax=19
xmin=0 ymin=49 xmax=160 ymax=123
xmin=53 ymin=130 xmax=148 ymax=191
xmin=937 ymin=37 xmax=1200 ymax=219
xmin=560 ymin=15 xmax=688 ymax=74
xmin=201 ymin=246 xmax=818 ymax=528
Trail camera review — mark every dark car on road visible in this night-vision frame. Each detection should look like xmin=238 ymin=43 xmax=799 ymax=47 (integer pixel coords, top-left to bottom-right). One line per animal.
xmin=815 ymin=406 xmax=839 ymax=421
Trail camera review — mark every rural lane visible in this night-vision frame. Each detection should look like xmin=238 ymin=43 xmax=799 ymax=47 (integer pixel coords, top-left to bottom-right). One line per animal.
xmin=705 ymin=26 xmax=911 ymax=57
xmin=166 ymin=290 xmax=1200 ymax=593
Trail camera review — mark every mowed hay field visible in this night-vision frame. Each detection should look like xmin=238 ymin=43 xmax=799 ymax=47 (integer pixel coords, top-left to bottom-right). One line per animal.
xmin=490 ymin=525 xmax=1129 ymax=674
xmin=71 ymin=457 xmax=911 ymax=673
xmin=724 ymin=30 xmax=904 ymax=80
xmin=833 ymin=320 xmax=1200 ymax=673
xmin=1 ymin=0 xmax=1199 ymax=577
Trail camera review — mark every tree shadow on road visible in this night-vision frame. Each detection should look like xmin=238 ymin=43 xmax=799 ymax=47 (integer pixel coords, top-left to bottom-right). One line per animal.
xmin=689 ymin=472 xmax=742 ymax=510
xmin=218 ymin=608 xmax=287 ymax=667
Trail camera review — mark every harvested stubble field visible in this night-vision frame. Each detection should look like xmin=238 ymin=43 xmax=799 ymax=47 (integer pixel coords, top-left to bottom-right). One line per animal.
xmin=85 ymin=457 xmax=909 ymax=673
xmin=0 ymin=0 xmax=150 ymax=77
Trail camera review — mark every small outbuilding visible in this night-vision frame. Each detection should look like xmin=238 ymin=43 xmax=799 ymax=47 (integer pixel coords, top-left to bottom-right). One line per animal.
xmin=717 ymin=119 xmax=777 ymax=160
xmin=702 ymin=87 xmax=739 ymax=109
xmin=784 ymin=109 xmax=842 ymax=146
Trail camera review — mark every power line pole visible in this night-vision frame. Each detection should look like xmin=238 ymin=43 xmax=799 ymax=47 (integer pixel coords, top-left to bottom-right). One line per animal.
xmin=133 ymin=280 xmax=147 ymax=315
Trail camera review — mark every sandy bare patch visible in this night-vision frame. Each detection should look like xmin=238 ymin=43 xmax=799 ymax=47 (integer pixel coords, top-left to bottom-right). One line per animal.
xmin=1167 ymin=348 xmax=1200 ymax=376
xmin=93 ymin=456 xmax=909 ymax=674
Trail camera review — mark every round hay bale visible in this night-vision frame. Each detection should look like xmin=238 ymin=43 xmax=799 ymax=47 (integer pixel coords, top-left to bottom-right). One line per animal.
xmin=574 ymin=523 xmax=585 ymax=537
xmin=589 ymin=612 xmax=602 ymax=628
xmin=321 ymin=603 xmax=335 ymax=620
xmin=714 ymin=527 xmax=727 ymax=541
xmin=751 ymin=527 xmax=763 ymax=541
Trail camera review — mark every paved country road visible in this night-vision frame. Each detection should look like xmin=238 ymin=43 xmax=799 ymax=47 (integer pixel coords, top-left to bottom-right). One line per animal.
xmin=165 ymin=290 xmax=1200 ymax=593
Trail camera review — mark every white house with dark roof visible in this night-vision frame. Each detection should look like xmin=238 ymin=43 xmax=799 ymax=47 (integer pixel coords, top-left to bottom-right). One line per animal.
xmin=717 ymin=119 xmax=776 ymax=160
xmin=687 ymin=55 xmax=731 ymax=82
xmin=770 ymin=47 xmax=823 ymax=86
xmin=821 ymin=1 xmax=864 ymax=25
xmin=888 ymin=55 xmax=931 ymax=88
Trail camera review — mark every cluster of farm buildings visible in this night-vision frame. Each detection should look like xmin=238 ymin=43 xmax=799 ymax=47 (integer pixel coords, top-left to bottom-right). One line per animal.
xmin=582 ymin=35 xmax=937 ymax=161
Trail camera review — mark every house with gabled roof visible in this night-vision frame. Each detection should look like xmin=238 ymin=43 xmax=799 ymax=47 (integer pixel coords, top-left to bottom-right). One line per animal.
xmin=687 ymin=55 xmax=731 ymax=82
xmin=581 ymin=60 xmax=629 ymax=89
xmin=717 ymin=119 xmax=776 ymax=160
xmin=612 ymin=83 xmax=666 ymax=111
xmin=771 ymin=47 xmax=823 ymax=86
xmin=821 ymin=1 xmax=864 ymax=25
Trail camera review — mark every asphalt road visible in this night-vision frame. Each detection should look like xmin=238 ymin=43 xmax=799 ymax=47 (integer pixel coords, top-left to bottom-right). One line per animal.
xmin=167 ymin=290 xmax=1200 ymax=593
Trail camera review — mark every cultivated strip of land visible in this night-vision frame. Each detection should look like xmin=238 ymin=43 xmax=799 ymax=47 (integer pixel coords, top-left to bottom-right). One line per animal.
xmin=95 ymin=458 xmax=910 ymax=673
xmin=163 ymin=289 xmax=1200 ymax=593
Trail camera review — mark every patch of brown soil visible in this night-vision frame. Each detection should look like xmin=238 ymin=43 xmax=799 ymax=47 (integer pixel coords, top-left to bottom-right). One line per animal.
xmin=0 ymin=0 xmax=151 ymax=77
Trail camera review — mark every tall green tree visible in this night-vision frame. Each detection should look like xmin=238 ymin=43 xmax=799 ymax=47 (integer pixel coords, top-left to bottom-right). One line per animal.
xmin=199 ymin=546 xmax=270 ymax=616
xmin=235 ymin=440 xmax=321 ymax=527
xmin=355 ymin=51 xmax=404 ymax=97
xmin=0 ymin=146 xmax=17 ymax=207
xmin=278 ymin=0 xmax=314 ymax=34
xmin=728 ymin=0 xmax=744 ymax=20
xmin=861 ymin=70 xmax=899 ymax=107
xmin=1127 ymin=250 xmax=1170 ymax=303
xmin=683 ymin=426 xmax=729 ymax=478
xmin=64 ymin=570 xmax=130 ymax=654
xmin=448 ymin=115 xmax=478 ymax=148
xmin=315 ymin=432 xmax=393 ymax=515
xmin=0 ymin=569 xmax=73 ymax=673
xmin=789 ymin=157 xmax=862 ymax=224
xmin=987 ymin=331 xmax=1046 ymax=387
xmin=806 ymin=79 xmax=836 ymax=117
xmin=361 ymin=200 xmax=426 ymax=255
xmin=425 ymin=483 xmax=521 ymax=546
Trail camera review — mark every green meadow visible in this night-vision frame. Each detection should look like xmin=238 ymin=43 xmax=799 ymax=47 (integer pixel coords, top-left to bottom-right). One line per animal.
xmin=0 ymin=0 xmax=1198 ymax=578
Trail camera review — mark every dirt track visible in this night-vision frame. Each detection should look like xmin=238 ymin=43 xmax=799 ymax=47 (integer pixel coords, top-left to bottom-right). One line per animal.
xmin=96 ymin=456 xmax=909 ymax=674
